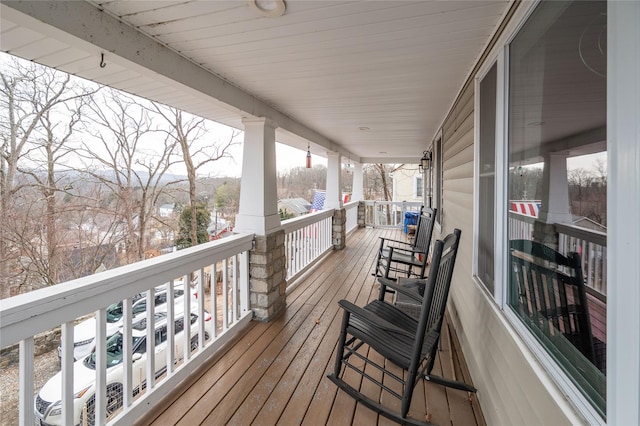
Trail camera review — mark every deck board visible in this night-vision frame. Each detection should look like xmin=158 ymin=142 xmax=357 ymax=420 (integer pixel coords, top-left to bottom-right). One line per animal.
xmin=137 ymin=227 xmax=484 ymax=426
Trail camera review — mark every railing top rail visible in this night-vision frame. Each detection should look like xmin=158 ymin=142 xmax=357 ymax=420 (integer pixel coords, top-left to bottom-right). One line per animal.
xmin=281 ymin=209 xmax=334 ymax=233
xmin=362 ymin=200 xmax=422 ymax=207
xmin=507 ymin=211 xmax=537 ymax=224
xmin=343 ymin=200 xmax=359 ymax=209
xmin=556 ymin=223 xmax=607 ymax=246
xmin=0 ymin=233 xmax=255 ymax=348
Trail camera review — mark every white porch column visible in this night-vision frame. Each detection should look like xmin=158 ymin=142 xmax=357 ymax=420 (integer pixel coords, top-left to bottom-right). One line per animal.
xmin=235 ymin=118 xmax=280 ymax=235
xmin=325 ymin=151 xmax=343 ymax=210
xmin=352 ymin=162 xmax=364 ymax=202
xmin=538 ymin=152 xmax=572 ymax=224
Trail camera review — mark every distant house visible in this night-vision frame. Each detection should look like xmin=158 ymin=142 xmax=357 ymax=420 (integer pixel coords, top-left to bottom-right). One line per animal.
xmin=158 ymin=203 xmax=176 ymax=217
xmin=278 ymin=198 xmax=312 ymax=217
xmin=207 ymin=216 xmax=232 ymax=241
xmin=391 ymin=165 xmax=423 ymax=204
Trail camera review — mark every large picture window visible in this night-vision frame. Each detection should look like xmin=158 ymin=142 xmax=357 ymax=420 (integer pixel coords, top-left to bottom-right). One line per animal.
xmin=507 ymin=0 xmax=607 ymax=417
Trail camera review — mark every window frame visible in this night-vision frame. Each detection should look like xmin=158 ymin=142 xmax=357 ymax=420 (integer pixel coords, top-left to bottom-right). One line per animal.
xmin=414 ymin=175 xmax=423 ymax=199
xmin=433 ymin=133 xmax=443 ymax=227
xmin=472 ymin=0 xmax=609 ymax=422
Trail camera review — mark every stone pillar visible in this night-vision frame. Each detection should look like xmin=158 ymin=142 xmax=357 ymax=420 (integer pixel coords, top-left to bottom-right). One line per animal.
xmin=249 ymin=229 xmax=287 ymax=321
xmin=332 ymin=208 xmax=346 ymax=250
xmin=357 ymin=201 xmax=366 ymax=228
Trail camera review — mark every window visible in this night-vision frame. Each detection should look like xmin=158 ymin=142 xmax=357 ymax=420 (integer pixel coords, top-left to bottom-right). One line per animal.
xmin=506 ymin=0 xmax=607 ymax=417
xmin=434 ymin=137 xmax=443 ymax=224
xmin=477 ymin=63 xmax=497 ymax=293
xmin=415 ymin=175 xmax=423 ymax=198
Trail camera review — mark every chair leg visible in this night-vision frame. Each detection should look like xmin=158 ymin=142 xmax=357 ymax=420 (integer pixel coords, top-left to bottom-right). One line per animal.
xmin=327 ymin=374 xmax=434 ymax=426
xmin=424 ymin=373 xmax=477 ymax=393
xmin=333 ymin=310 xmax=351 ymax=376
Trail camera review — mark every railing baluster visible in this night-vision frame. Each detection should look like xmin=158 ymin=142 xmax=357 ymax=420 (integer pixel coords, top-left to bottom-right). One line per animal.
xmin=19 ymin=337 xmax=34 ymax=426
xmin=182 ymin=274 xmax=191 ymax=361
xmin=223 ymin=259 xmax=229 ymax=330
xmin=146 ymin=288 xmax=156 ymax=390
xmin=61 ymin=321 xmax=74 ymax=426
xmin=166 ymin=280 xmax=175 ymax=375
xmin=96 ymin=307 xmax=107 ymax=425
xmin=212 ymin=261 xmax=219 ymax=338
xmin=198 ymin=267 xmax=206 ymax=347
xmin=240 ymin=251 xmax=250 ymax=314
xmin=232 ymin=258 xmax=238 ymax=323
xmin=123 ymin=297 xmax=133 ymax=409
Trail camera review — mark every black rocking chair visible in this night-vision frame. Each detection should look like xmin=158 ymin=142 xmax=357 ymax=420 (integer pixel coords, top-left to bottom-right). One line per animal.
xmin=328 ymin=229 xmax=476 ymax=425
xmin=373 ymin=207 xmax=436 ymax=280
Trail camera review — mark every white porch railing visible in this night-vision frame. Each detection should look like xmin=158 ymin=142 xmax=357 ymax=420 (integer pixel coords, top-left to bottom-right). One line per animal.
xmin=282 ymin=210 xmax=334 ymax=283
xmin=508 ymin=212 xmax=607 ymax=298
xmin=344 ymin=200 xmax=359 ymax=234
xmin=557 ymin=223 xmax=607 ymax=298
xmin=0 ymin=233 xmax=254 ymax=426
xmin=362 ymin=201 xmax=423 ymax=228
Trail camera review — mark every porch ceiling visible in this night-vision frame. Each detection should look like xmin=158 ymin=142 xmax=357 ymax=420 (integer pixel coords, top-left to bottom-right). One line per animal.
xmin=0 ymin=0 xmax=509 ymax=163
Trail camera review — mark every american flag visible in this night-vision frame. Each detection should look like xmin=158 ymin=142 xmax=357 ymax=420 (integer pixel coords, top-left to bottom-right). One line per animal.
xmin=310 ymin=191 xmax=326 ymax=212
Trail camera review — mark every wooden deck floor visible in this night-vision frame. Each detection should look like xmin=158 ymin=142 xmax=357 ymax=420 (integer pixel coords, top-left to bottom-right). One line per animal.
xmin=137 ymin=227 xmax=484 ymax=426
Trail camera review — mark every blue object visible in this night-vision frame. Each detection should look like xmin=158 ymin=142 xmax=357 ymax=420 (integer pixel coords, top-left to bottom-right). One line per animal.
xmin=403 ymin=211 xmax=419 ymax=233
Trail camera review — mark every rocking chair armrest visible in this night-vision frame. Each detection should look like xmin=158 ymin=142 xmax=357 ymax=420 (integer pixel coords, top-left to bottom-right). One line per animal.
xmin=378 ymin=237 xmax=412 ymax=248
xmin=378 ymin=277 xmax=424 ymax=303
xmin=338 ymin=300 xmax=414 ymax=338
xmin=389 ymin=246 xmax=424 ymax=257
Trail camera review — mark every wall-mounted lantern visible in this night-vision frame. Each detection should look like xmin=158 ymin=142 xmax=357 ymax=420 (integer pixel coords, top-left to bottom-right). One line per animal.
xmin=419 ymin=150 xmax=432 ymax=174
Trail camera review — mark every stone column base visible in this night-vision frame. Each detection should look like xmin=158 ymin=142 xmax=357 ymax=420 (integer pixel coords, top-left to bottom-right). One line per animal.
xmin=357 ymin=201 xmax=366 ymax=228
xmin=332 ymin=208 xmax=346 ymax=250
xmin=249 ymin=229 xmax=287 ymax=321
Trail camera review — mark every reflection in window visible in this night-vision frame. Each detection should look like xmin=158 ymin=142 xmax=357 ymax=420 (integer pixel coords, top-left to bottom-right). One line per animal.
xmin=507 ymin=0 xmax=607 ymax=417
xmin=477 ymin=63 xmax=497 ymax=293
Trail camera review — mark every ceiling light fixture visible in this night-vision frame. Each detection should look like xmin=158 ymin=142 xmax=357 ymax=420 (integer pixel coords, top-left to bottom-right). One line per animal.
xmin=249 ymin=0 xmax=286 ymax=18
xmin=306 ymin=144 xmax=312 ymax=168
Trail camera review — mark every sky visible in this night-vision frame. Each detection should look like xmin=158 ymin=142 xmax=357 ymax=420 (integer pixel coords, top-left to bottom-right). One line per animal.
xmin=191 ymin=127 xmax=328 ymax=178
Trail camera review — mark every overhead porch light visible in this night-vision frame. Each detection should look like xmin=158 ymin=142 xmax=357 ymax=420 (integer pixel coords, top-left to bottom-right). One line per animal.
xmin=249 ymin=0 xmax=286 ymax=17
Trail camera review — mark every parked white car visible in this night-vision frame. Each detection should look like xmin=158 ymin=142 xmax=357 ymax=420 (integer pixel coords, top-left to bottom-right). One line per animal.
xmin=58 ymin=283 xmax=196 ymax=362
xmin=36 ymin=310 xmax=211 ymax=426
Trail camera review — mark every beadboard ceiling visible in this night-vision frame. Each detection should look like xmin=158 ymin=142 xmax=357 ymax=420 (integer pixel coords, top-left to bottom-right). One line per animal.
xmin=1 ymin=1 xmax=510 ymax=163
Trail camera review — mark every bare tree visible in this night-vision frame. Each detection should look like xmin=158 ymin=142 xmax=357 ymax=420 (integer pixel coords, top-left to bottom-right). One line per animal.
xmin=0 ymin=58 xmax=93 ymax=296
xmin=79 ymin=89 xmax=180 ymax=263
xmin=153 ymin=105 xmax=239 ymax=248
xmin=366 ymin=163 xmax=394 ymax=223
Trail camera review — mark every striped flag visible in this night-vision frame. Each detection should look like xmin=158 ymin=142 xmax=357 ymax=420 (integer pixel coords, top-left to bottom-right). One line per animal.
xmin=510 ymin=201 xmax=542 ymax=217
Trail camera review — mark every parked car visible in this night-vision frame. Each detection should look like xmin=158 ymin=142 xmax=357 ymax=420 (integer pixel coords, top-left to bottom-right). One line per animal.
xmin=36 ymin=310 xmax=211 ymax=426
xmin=58 ymin=283 xmax=196 ymax=362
